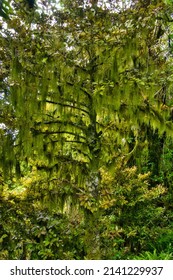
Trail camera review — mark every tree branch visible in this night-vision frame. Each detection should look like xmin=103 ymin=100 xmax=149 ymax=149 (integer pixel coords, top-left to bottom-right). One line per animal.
xmin=45 ymin=99 xmax=90 ymax=115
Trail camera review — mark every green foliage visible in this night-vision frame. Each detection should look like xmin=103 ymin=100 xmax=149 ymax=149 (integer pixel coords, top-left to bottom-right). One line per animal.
xmin=0 ymin=192 xmax=85 ymax=259
xmin=1 ymin=0 xmax=173 ymax=259
xmin=133 ymin=250 xmax=173 ymax=260
xmin=0 ymin=0 xmax=11 ymax=19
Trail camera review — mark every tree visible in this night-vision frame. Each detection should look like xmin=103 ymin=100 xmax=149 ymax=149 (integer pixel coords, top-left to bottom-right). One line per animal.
xmin=1 ymin=0 xmax=173 ymax=259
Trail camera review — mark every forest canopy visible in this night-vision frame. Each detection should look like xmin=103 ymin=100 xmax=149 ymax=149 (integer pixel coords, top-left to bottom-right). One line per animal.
xmin=1 ymin=0 xmax=173 ymax=260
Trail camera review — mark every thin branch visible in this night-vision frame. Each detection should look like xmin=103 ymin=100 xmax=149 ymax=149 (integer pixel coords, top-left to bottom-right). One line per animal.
xmin=45 ymin=99 xmax=90 ymax=115
xmin=58 ymin=96 xmax=90 ymax=110
xmin=50 ymin=139 xmax=87 ymax=145
xmin=31 ymin=129 xmax=87 ymax=141
xmin=41 ymin=119 xmax=87 ymax=132
xmin=66 ymin=81 xmax=92 ymax=101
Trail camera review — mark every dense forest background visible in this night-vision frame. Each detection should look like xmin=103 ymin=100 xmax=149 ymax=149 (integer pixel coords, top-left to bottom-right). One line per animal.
xmin=1 ymin=0 xmax=173 ymax=260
